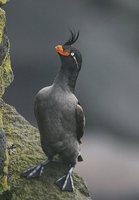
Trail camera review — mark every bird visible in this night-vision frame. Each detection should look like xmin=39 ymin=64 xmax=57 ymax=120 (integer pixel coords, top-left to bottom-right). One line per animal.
xmin=21 ymin=30 xmax=85 ymax=192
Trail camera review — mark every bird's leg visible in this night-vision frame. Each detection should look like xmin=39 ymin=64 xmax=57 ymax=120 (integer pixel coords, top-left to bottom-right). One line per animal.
xmin=55 ymin=163 xmax=75 ymax=192
xmin=21 ymin=157 xmax=52 ymax=179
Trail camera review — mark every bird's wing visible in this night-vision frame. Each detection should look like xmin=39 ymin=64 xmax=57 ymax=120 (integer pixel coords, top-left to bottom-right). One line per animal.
xmin=75 ymin=103 xmax=85 ymax=144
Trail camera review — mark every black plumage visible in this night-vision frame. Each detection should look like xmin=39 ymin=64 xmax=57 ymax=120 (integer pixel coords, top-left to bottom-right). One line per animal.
xmin=21 ymin=31 xmax=85 ymax=192
xmin=64 ymin=30 xmax=80 ymax=46
xmin=76 ymin=103 xmax=85 ymax=144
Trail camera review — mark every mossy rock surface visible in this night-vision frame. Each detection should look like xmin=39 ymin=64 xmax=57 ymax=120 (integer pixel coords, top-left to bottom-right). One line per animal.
xmin=1 ymin=103 xmax=92 ymax=200
xmin=0 ymin=4 xmax=14 ymax=195
xmin=0 ymin=7 xmax=13 ymax=98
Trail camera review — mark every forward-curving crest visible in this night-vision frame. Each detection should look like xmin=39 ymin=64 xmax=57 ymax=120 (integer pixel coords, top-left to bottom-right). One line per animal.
xmin=64 ymin=30 xmax=80 ymax=46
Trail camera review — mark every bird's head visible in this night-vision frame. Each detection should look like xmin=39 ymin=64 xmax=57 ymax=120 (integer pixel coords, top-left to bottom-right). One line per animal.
xmin=55 ymin=31 xmax=82 ymax=72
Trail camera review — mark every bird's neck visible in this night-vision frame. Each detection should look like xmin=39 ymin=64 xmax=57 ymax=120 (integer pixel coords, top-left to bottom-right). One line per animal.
xmin=54 ymin=64 xmax=78 ymax=93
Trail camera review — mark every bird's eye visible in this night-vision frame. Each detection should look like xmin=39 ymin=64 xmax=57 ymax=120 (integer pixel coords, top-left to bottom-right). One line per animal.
xmin=71 ymin=52 xmax=75 ymax=56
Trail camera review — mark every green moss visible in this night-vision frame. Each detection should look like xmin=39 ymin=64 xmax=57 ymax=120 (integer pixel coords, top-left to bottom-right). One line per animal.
xmin=0 ymin=106 xmax=10 ymax=194
xmin=0 ymin=6 xmax=12 ymax=190
xmin=2 ymin=47 xmax=13 ymax=87
xmin=0 ymin=0 xmax=8 ymax=6
xmin=0 ymin=42 xmax=14 ymax=97
xmin=1 ymin=150 xmax=10 ymax=193
xmin=0 ymin=8 xmax=13 ymax=98
xmin=0 ymin=8 xmax=5 ymax=45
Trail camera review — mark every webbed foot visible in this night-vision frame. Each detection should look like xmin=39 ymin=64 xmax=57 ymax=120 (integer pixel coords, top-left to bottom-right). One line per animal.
xmin=21 ymin=164 xmax=44 ymax=178
xmin=55 ymin=165 xmax=74 ymax=192
xmin=21 ymin=159 xmax=50 ymax=179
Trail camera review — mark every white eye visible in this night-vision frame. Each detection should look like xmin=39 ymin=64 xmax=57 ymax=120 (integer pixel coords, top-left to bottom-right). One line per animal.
xmin=71 ymin=52 xmax=74 ymax=56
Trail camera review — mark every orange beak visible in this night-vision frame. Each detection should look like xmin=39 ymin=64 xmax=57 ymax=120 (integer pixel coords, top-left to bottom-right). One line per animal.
xmin=55 ymin=45 xmax=70 ymax=57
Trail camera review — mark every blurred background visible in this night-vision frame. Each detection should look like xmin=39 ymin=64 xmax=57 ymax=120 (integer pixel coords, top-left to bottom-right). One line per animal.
xmin=3 ymin=0 xmax=139 ymax=199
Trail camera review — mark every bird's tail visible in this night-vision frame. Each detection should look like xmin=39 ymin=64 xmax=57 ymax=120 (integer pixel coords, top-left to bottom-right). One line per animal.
xmin=78 ymin=155 xmax=83 ymax=162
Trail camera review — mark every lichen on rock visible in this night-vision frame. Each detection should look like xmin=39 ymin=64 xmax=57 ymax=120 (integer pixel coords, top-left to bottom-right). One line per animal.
xmin=0 ymin=7 xmax=13 ymax=98
xmin=0 ymin=8 xmax=6 ymax=45
xmin=0 ymin=2 xmax=14 ymax=196
xmin=0 ymin=1 xmax=8 ymax=7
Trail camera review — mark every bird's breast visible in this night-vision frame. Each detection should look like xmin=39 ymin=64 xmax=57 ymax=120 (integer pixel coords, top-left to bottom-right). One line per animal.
xmin=35 ymin=89 xmax=77 ymax=136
